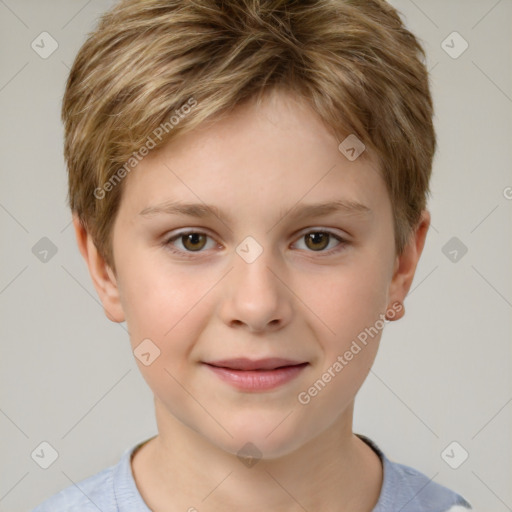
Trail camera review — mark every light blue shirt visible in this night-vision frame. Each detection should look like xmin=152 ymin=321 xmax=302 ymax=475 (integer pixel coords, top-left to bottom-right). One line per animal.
xmin=31 ymin=434 xmax=473 ymax=511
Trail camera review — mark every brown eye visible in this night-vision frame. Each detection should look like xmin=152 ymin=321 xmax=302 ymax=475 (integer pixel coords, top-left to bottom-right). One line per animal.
xmin=304 ymin=232 xmax=331 ymax=251
xmin=180 ymin=233 xmax=208 ymax=251
xmin=293 ymin=230 xmax=346 ymax=254
xmin=165 ymin=231 xmax=216 ymax=256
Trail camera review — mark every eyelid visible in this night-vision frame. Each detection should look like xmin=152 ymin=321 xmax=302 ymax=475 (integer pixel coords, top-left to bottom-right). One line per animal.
xmin=294 ymin=226 xmax=349 ymax=241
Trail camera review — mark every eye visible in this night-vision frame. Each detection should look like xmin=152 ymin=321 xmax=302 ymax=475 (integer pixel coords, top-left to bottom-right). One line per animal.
xmin=293 ymin=230 xmax=346 ymax=254
xmin=165 ymin=231 xmax=217 ymax=255
xmin=163 ymin=228 xmax=348 ymax=258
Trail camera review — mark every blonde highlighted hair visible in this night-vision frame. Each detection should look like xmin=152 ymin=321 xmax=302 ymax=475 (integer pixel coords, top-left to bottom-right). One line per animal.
xmin=62 ymin=0 xmax=436 ymax=268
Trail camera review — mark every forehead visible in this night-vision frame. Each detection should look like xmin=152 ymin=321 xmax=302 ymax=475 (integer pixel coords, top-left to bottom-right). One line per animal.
xmin=117 ymin=90 xmax=388 ymax=222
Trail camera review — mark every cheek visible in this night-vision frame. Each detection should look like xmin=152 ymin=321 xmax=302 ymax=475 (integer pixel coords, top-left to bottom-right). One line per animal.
xmin=118 ymin=267 xmax=209 ymax=399
xmin=294 ymin=263 xmax=389 ymax=415
xmin=297 ymin=258 xmax=390 ymax=346
xmin=117 ymin=253 xmax=204 ymax=337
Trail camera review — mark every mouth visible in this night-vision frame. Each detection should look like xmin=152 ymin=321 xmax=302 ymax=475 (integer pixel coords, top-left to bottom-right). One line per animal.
xmin=204 ymin=357 xmax=308 ymax=371
xmin=202 ymin=358 xmax=309 ymax=391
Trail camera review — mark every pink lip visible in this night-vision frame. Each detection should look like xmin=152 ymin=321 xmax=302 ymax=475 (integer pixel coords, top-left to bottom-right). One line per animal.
xmin=205 ymin=357 xmax=306 ymax=371
xmin=203 ymin=358 xmax=309 ymax=391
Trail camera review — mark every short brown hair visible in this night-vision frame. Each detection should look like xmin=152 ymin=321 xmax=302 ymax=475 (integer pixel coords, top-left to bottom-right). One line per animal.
xmin=62 ymin=0 xmax=435 ymax=269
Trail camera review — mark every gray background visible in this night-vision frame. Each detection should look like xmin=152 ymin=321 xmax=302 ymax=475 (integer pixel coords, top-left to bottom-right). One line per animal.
xmin=0 ymin=0 xmax=511 ymax=510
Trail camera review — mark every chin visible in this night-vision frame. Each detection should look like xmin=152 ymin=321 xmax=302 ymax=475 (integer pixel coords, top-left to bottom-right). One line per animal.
xmin=210 ymin=415 xmax=311 ymax=461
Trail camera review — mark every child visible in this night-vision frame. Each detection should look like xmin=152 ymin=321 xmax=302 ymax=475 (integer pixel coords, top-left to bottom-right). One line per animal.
xmin=32 ymin=0 xmax=473 ymax=510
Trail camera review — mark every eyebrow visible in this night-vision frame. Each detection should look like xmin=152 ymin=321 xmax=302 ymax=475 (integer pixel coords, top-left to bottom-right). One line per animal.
xmin=138 ymin=199 xmax=371 ymax=223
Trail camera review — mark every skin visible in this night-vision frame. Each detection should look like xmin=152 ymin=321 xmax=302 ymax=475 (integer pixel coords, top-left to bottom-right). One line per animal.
xmin=74 ymin=88 xmax=430 ymax=512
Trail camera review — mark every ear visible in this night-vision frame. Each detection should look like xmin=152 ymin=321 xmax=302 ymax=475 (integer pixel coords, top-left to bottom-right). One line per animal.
xmin=387 ymin=210 xmax=430 ymax=320
xmin=72 ymin=215 xmax=125 ymax=323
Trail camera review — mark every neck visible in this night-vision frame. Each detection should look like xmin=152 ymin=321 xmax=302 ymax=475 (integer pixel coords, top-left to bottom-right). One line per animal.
xmin=131 ymin=398 xmax=383 ymax=512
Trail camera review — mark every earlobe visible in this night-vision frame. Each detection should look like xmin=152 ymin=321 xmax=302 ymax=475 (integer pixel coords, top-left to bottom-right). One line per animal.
xmin=72 ymin=215 xmax=125 ymax=323
xmin=386 ymin=210 xmax=430 ymax=320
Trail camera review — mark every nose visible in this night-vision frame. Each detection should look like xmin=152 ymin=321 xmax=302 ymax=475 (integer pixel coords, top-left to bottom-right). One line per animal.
xmin=217 ymin=247 xmax=293 ymax=334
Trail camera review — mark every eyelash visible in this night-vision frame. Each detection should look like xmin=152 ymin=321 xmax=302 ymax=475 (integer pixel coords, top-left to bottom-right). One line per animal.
xmin=163 ymin=229 xmax=348 ymax=259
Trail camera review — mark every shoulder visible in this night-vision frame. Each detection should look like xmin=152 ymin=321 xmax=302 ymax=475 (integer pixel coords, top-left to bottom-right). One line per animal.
xmin=30 ymin=439 xmax=154 ymax=512
xmin=385 ymin=459 xmax=473 ymax=511
xmin=30 ymin=462 xmax=117 ymax=512
xmin=356 ymin=434 xmax=473 ymax=512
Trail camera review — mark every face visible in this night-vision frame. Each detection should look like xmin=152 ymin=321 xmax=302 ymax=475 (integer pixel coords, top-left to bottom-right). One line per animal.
xmin=77 ymin=89 xmax=427 ymax=459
